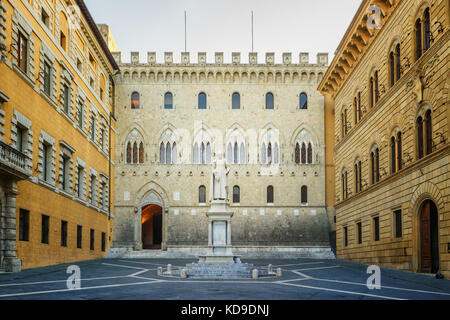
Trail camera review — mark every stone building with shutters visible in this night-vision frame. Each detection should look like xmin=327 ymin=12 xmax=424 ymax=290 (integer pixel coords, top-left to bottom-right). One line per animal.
xmin=319 ymin=0 xmax=449 ymax=277
xmin=0 ymin=0 xmax=118 ymax=271
xmin=111 ymin=51 xmax=335 ymax=257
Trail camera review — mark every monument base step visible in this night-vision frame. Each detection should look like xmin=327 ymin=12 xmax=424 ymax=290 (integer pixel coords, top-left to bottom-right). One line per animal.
xmin=106 ymin=246 xmax=335 ymax=259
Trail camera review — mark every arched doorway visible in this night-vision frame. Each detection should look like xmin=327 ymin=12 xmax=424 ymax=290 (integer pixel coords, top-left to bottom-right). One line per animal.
xmin=141 ymin=204 xmax=163 ymax=249
xmin=419 ymin=200 xmax=439 ymax=273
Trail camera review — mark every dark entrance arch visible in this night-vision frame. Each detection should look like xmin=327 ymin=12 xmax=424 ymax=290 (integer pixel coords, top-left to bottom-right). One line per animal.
xmin=419 ymin=200 xmax=439 ymax=273
xmin=142 ymin=204 xmax=163 ymax=249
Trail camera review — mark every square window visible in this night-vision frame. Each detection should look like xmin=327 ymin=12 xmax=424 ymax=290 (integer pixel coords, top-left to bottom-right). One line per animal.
xmin=19 ymin=209 xmax=29 ymax=241
xmin=90 ymin=229 xmax=95 ymax=250
xmin=343 ymin=226 xmax=348 ymax=247
xmin=41 ymin=215 xmax=50 ymax=244
xmin=41 ymin=144 xmax=51 ymax=181
xmin=41 ymin=9 xmax=50 ymax=27
xmin=357 ymin=222 xmax=362 ymax=244
xmin=63 ymin=84 xmax=70 ymax=113
xmin=17 ymin=32 xmax=28 ymax=73
xmin=77 ymin=59 xmax=83 ymax=72
xmin=61 ymin=220 xmax=68 ymax=247
xmin=77 ymin=225 xmax=82 ymax=249
xmin=394 ymin=210 xmax=402 ymax=238
xmin=373 ymin=216 xmax=380 ymax=242
xmin=101 ymin=232 xmax=106 ymax=252
xmin=16 ymin=126 xmax=25 ymax=152
xmin=44 ymin=62 xmax=51 ymax=96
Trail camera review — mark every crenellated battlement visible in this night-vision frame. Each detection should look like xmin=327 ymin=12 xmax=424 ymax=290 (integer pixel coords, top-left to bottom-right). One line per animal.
xmin=111 ymin=51 xmax=329 ymax=67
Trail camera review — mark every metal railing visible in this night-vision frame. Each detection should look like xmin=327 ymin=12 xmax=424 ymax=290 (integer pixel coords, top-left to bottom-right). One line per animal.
xmin=0 ymin=141 xmax=27 ymax=172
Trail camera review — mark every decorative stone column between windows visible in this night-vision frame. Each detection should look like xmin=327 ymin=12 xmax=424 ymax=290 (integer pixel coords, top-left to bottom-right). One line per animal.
xmin=2 ymin=184 xmax=21 ymax=272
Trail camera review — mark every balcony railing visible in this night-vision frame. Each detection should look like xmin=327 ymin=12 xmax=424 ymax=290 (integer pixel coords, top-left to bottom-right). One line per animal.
xmin=0 ymin=141 xmax=30 ymax=179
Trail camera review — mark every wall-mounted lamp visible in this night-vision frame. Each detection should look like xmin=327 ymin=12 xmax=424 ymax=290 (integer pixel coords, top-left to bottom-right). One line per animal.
xmin=435 ymin=21 xmax=444 ymax=34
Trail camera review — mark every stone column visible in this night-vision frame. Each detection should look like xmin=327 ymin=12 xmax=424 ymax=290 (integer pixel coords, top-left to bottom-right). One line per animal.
xmin=3 ymin=185 xmax=21 ymax=272
xmin=227 ymin=221 xmax=231 ymax=245
xmin=208 ymin=221 xmax=213 ymax=246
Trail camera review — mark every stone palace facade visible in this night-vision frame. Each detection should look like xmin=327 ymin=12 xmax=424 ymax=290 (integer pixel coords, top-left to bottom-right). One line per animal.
xmin=111 ymin=51 xmax=335 ymax=257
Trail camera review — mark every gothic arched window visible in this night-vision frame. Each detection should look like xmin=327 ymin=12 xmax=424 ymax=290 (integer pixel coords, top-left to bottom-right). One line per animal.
xmin=132 ymin=142 xmax=138 ymax=164
xmin=193 ymin=143 xmax=199 ymax=164
xmin=307 ymin=143 xmax=312 ymax=164
xmin=126 ymin=142 xmax=132 ymax=164
xmin=299 ymin=93 xmax=308 ymax=109
xmin=295 ymin=143 xmax=300 ymax=164
xmin=232 ymin=93 xmax=240 ymax=109
xmin=198 ymin=92 xmax=207 ymax=109
xmin=199 ymin=186 xmax=206 ymax=203
xmin=166 ymin=142 xmax=172 ymax=164
xmin=234 ymin=142 xmax=239 ymax=164
xmin=233 ymin=186 xmax=240 ymax=203
xmin=172 ymin=143 xmax=177 ymax=164
xmin=261 ymin=143 xmax=266 ymax=164
xmin=267 ymin=186 xmax=274 ymax=204
xmin=301 ymin=143 xmax=306 ymax=164
xmin=139 ymin=142 xmax=144 ymax=164
xmin=266 ymin=93 xmax=274 ymax=109
xmin=164 ymin=92 xmax=173 ymax=109
xmin=160 ymin=143 xmax=165 ymax=164
xmin=240 ymin=142 xmax=245 ymax=164
xmin=301 ymin=186 xmax=308 ymax=204
xmin=131 ymin=92 xmax=140 ymax=109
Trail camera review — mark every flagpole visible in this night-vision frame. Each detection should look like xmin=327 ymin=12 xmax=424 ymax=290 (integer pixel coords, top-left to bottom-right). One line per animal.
xmin=251 ymin=11 xmax=254 ymax=52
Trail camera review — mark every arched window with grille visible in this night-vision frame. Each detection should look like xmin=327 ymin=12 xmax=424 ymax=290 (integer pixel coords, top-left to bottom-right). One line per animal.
xmin=193 ymin=143 xmax=199 ymax=164
xmin=425 ymin=110 xmax=432 ymax=155
xmin=201 ymin=142 xmax=206 ymax=164
xmin=233 ymin=186 xmax=240 ymax=203
xmin=199 ymin=186 xmax=206 ymax=203
xmin=164 ymin=92 xmax=173 ymax=109
xmin=299 ymin=93 xmax=308 ymax=109
xmin=131 ymin=92 xmax=140 ymax=109
xmin=133 ymin=142 xmax=138 ymax=164
xmin=395 ymin=44 xmax=401 ymax=81
xmin=307 ymin=143 xmax=312 ymax=164
xmin=354 ymin=160 xmax=362 ymax=194
xmin=417 ymin=116 xmax=424 ymax=159
xmin=415 ymin=18 xmax=422 ymax=60
xmin=172 ymin=142 xmax=177 ymax=164
xmin=240 ymin=142 xmax=246 ymax=164
xmin=301 ymin=143 xmax=306 ymax=164
xmin=198 ymin=92 xmax=207 ymax=109
xmin=390 ymin=136 xmax=396 ymax=174
xmin=160 ymin=143 xmax=165 ymax=164
xmin=273 ymin=143 xmax=279 ymax=164
xmin=267 ymin=186 xmax=274 ymax=204
xmin=139 ymin=142 xmax=144 ymax=164
xmin=301 ymin=186 xmax=308 ymax=204
xmin=165 ymin=142 xmax=172 ymax=164
xmin=267 ymin=143 xmax=272 ymax=164
xmin=370 ymin=147 xmax=380 ymax=184
xmin=126 ymin=142 xmax=132 ymax=164
xmin=397 ymin=132 xmax=402 ymax=171
xmin=389 ymin=52 xmax=395 ymax=87
xmin=261 ymin=143 xmax=266 ymax=164
xmin=232 ymin=93 xmax=240 ymax=109
xmin=266 ymin=93 xmax=274 ymax=109
xmin=423 ymin=8 xmax=431 ymax=52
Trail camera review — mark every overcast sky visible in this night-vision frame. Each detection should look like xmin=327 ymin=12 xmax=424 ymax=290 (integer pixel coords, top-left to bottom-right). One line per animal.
xmin=84 ymin=0 xmax=360 ymax=64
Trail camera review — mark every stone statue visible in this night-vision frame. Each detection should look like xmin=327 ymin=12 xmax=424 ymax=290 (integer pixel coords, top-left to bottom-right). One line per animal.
xmin=211 ymin=152 xmax=230 ymax=201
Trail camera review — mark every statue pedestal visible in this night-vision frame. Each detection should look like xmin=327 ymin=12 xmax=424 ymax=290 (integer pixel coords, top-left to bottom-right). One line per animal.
xmin=198 ymin=200 xmax=240 ymax=264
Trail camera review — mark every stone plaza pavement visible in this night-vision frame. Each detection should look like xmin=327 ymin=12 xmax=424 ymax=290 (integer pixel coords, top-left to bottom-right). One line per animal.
xmin=0 ymin=258 xmax=449 ymax=300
